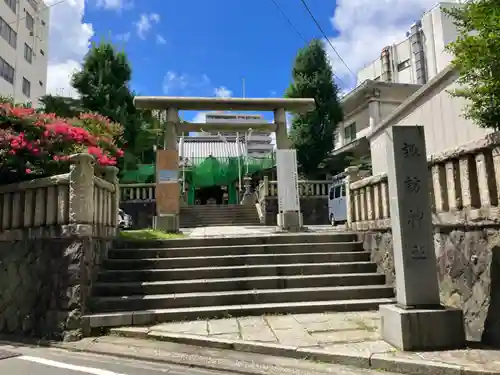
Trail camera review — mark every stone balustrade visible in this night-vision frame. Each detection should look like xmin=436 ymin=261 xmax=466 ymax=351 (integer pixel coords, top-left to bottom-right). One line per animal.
xmin=348 ymin=133 xmax=500 ymax=230
xmin=120 ymin=183 xmax=156 ymax=202
xmin=0 ymin=154 xmax=119 ymax=238
xmin=120 ymin=178 xmax=330 ymax=204
xmin=0 ymin=153 xmax=120 ymax=341
xmin=257 ymin=177 xmax=330 ymax=199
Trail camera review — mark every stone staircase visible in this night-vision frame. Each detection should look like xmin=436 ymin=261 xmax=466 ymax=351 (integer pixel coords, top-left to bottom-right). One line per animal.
xmin=83 ymin=233 xmax=395 ymax=330
xmin=179 ymin=204 xmax=260 ymax=227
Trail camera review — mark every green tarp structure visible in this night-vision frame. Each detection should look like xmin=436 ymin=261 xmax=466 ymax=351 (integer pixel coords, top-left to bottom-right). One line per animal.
xmin=121 ymin=154 xmax=276 ymax=205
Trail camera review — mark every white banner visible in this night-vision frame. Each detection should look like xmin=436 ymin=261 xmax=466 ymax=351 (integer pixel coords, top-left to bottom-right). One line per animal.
xmin=276 ymin=149 xmax=300 ymax=212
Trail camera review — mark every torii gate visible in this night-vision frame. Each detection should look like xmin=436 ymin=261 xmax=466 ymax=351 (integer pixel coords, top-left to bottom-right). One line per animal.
xmin=133 ymin=96 xmax=315 ymax=233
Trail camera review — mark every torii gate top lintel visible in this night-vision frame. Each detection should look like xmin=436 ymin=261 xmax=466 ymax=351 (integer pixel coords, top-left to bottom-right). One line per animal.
xmin=133 ymin=96 xmax=315 ymax=113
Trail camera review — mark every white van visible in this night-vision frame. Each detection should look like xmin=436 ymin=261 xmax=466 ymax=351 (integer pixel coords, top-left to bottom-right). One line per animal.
xmin=328 ymin=174 xmax=347 ymax=226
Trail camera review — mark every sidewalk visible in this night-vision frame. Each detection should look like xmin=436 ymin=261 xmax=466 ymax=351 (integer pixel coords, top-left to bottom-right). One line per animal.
xmin=108 ymin=311 xmax=500 ymax=375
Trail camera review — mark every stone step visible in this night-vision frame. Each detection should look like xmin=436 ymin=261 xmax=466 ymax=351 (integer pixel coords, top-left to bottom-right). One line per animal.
xmin=91 ymin=285 xmax=394 ymax=312
xmin=97 ymin=261 xmax=377 ymax=282
xmin=84 ymin=298 xmax=395 ymax=328
xmin=180 ymin=205 xmax=256 ymax=210
xmin=108 ymin=242 xmax=364 ymax=259
xmin=92 ymin=273 xmax=387 ymax=296
xmin=103 ymin=251 xmax=372 ymax=270
xmin=113 ymin=233 xmax=358 ymax=249
xmin=179 ymin=220 xmax=261 ymax=226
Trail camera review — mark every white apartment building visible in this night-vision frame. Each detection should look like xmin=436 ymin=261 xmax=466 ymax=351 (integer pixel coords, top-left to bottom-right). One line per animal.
xmin=332 ymin=1 xmax=464 ymax=160
xmin=0 ymin=0 xmax=49 ymax=106
xmin=201 ymin=112 xmax=274 ymax=157
xmin=357 ymin=1 xmax=462 ymax=86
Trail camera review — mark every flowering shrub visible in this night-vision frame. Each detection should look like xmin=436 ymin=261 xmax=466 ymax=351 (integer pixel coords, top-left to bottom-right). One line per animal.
xmin=0 ymin=100 xmax=124 ymax=182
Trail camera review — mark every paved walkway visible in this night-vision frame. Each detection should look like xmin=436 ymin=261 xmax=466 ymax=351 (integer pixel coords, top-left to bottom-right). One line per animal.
xmin=112 ymin=311 xmax=500 ymax=375
xmin=183 ymin=225 xmax=346 ymax=238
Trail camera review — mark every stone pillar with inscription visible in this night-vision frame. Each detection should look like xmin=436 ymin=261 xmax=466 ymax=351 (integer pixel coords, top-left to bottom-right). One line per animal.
xmin=379 ymin=126 xmax=465 ymax=351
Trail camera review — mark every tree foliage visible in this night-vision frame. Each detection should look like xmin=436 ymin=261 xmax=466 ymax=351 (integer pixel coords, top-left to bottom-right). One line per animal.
xmin=286 ymin=39 xmax=343 ymax=177
xmin=71 ymin=42 xmax=159 ymax=169
xmin=72 ymin=43 xmax=141 ymax=153
xmin=445 ymin=0 xmax=500 ymax=129
xmin=39 ymin=95 xmax=83 ymax=118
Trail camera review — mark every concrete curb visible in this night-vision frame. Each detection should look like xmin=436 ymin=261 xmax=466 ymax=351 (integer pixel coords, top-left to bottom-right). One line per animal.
xmin=110 ymin=329 xmax=495 ymax=375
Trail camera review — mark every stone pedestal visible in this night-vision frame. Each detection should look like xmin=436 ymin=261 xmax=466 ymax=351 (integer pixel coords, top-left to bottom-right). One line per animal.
xmin=380 ymin=304 xmax=465 ymax=351
xmin=381 ymin=126 xmax=465 ymax=351
xmin=155 ymin=214 xmax=179 ymax=233
xmin=277 ymin=211 xmax=303 ymax=232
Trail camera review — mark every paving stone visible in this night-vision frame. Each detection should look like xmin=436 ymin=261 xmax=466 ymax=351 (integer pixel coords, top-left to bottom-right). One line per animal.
xmin=322 ymin=340 xmax=395 ymax=356
xmin=151 ymin=320 xmax=208 ymax=335
xmin=265 ymin=315 xmax=303 ymax=330
xmin=239 ymin=324 xmax=277 ymax=343
xmin=272 ymin=327 xmax=318 ymax=347
xmin=302 ymin=318 xmax=361 ymax=333
xmin=310 ymin=329 xmax=380 ymax=344
xmin=208 ymin=318 xmax=239 ymax=335
xmin=293 ymin=313 xmax=331 ymax=324
xmin=237 ymin=316 xmax=268 ymax=328
xmin=212 ymin=333 xmax=241 ymax=340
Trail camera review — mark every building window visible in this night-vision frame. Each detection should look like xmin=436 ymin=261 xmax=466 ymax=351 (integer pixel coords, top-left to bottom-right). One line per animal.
xmin=22 ymin=77 xmax=31 ymax=97
xmin=0 ymin=16 xmax=17 ymax=48
xmin=25 ymin=12 xmax=34 ymax=32
xmin=0 ymin=57 xmax=15 ymax=84
xmin=397 ymin=59 xmax=411 ymax=72
xmin=24 ymin=43 xmax=33 ymax=63
xmin=344 ymin=122 xmax=356 ymax=143
xmin=4 ymin=0 xmax=16 ymax=13
xmin=333 ymin=131 xmax=339 ymax=147
xmin=27 ymin=0 xmax=38 ymax=11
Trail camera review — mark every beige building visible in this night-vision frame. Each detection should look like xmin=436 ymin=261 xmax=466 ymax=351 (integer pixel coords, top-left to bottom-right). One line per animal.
xmin=332 ymin=81 xmax=422 ymax=159
xmin=335 ymin=1 xmax=490 ymax=174
xmin=201 ymin=112 xmax=274 ymax=157
xmin=0 ymin=0 xmax=49 ymax=106
xmin=357 ymin=1 xmax=462 ymax=86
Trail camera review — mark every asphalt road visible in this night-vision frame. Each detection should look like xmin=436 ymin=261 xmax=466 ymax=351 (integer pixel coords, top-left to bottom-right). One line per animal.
xmin=0 ymin=346 xmax=233 ymax=375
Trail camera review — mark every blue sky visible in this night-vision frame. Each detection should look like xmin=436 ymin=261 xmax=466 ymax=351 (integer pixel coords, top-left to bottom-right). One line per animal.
xmin=45 ymin=0 xmax=440 ymax=122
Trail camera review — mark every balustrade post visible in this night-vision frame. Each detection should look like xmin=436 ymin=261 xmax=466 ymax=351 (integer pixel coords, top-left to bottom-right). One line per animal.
xmin=103 ymin=166 xmax=119 ymax=228
xmin=263 ymin=176 xmax=269 ymax=197
xmin=69 ymin=154 xmax=95 ymax=228
xmin=345 ymin=166 xmax=361 ymax=229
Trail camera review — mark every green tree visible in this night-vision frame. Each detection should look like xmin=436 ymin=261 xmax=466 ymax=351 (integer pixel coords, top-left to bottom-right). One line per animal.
xmin=38 ymin=94 xmax=83 ymax=118
xmin=71 ymin=42 xmax=141 ymax=153
xmin=445 ymin=0 xmax=500 ymax=129
xmin=285 ymin=39 xmax=343 ymax=177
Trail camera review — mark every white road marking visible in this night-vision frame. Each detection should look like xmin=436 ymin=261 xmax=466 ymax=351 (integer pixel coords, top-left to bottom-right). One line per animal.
xmin=18 ymin=355 xmax=128 ymax=375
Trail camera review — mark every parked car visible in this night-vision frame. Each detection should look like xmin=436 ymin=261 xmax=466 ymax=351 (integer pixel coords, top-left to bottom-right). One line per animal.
xmin=118 ymin=209 xmax=132 ymax=229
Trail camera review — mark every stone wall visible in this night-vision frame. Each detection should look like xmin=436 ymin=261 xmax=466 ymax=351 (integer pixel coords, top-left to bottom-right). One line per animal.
xmin=261 ymin=197 xmax=329 ymax=226
xmin=359 ymin=228 xmax=500 ymax=345
xmin=348 ymin=132 xmax=500 ymax=347
xmin=0 ymin=225 xmax=114 ymax=341
xmin=0 ymin=154 xmax=119 ymax=341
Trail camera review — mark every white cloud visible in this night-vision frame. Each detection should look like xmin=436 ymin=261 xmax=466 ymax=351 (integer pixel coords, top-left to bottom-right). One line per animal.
xmin=135 ymin=13 xmax=160 ymax=39
xmin=191 ymin=112 xmax=207 ymax=123
xmin=96 ymin=0 xmax=133 ymax=10
xmin=115 ymin=32 xmax=131 ymax=42
xmin=214 ymin=86 xmax=232 ymax=98
xmin=326 ymin=0 xmax=438 ymax=89
xmin=45 ymin=0 xmax=94 ymax=97
xmin=156 ymin=35 xmax=167 ymax=45
xmin=162 ymin=71 xmax=211 ymax=96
